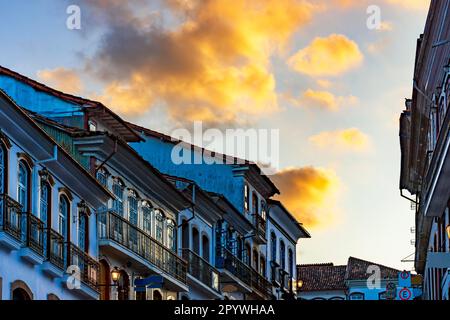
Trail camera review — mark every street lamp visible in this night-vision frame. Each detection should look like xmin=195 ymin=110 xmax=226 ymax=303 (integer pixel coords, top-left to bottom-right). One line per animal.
xmin=111 ymin=267 xmax=121 ymax=284
xmin=446 ymin=225 xmax=450 ymax=240
xmin=296 ymin=279 xmax=303 ymax=291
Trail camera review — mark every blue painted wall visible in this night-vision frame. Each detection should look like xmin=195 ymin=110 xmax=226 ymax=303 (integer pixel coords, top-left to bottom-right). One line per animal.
xmin=0 ymin=75 xmax=84 ymax=120
xmin=131 ymin=137 xmax=246 ymax=214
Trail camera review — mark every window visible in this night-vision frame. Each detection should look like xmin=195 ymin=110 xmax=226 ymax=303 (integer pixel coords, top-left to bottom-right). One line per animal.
xmin=244 ymin=243 xmax=251 ymax=265
xmin=112 ymin=179 xmax=124 ymax=216
xmin=236 ymin=236 xmax=243 ymax=260
xmin=0 ymin=145 xmax=5 ymax=195
xmin=270 ymin=232 xmax=277 ymax=262
xmin=40 ymin=182 xmax=50 ymax=228
xmin=142 ymin=201 xmax=152 ymax=236
xmin=166 ymin=220 xmax=176 ymax=251
xmin=155 ymin=210 xmax=164 ymax=243
xmin=88 ymin=120 xmax=97 ymax=132
xmin=192 ymin=227 xmax=200 ymax=255
xmin=128 ymin=190 xmax=138 ymax=226
xmin=280 ymin=241 xmax=286 ymax=270
xmin=244 ymin=184 xmax=249 ymax=211
xmin=252 ymin=249 xmax=259 ymax=272
xmin=349 ymin=292 xmax=365 ymax=300
xmin=252 ymin=192 xmax=258 ymax=215
xmin=181 ymin=219 xmax=189 ymax=249
xmin=288 ymin=248 xmax=294 ymax=277
xmin=202 ymin=235 xmax=210 ymax=262
xmin=59 ymin=195 xmax=69 ymax=240
xmin=18 ymin=161 xmax=30 ymax=211
xmin=79 ymin=211 xmax=88 ymax=252
xmin=260 ymin=257 xmax=266 ymax=276
xmin=96 ymin=168 xmax=108 ymax=187
xmin=261 ymin=200 xmax=266 ymax=220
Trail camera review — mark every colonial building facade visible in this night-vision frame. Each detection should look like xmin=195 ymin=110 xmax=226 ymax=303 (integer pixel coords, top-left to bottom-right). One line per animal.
xmin=0 ymin=65 xmax=310 ymax=300
xmin=399 ymin=0 xmax=450 ymax=300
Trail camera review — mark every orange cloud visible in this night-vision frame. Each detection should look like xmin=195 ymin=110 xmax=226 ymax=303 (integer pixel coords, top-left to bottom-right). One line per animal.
xmin=82 ymin=0 xmax=318 ymax=127
xmin=37 ymin=68 xmax=83 ymax=94
xmin=301 ymin=89 xmax=358 ymax=111
xmin=288 ymin=34 xmax=363 ymax=77
xmin=272 ymin=167 xmax=341 ymax=229
xmin=309 ymin=128 xmax=371 ymax=152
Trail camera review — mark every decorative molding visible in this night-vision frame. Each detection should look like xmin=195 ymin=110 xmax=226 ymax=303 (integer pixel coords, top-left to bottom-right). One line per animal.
xmin=0 ymin=130 xmax=12 ymax=149
xmin=10 ymin=280 xmax=33 ymax=300
xmin=58 ymin=187 xmax=73 ymax=201
xmin=77 ymin=200 xmax=91 ymax=216
xmin=38 ymin=168 xmax=56 ymax=186
xmin=17 ymin=152 xmax=34 ymax=168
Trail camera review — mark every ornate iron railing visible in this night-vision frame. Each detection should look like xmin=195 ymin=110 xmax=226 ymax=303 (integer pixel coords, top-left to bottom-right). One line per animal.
xmin=252 ymin=213 xmax=266 ymax=239
xmin=98 ymin=210 xmax=187 ymax=284
xmin=181 ymin=248 xmax=220 ymax=293
xmin=216 ymin=246 xmax=252 ymax=287
xmin=66 ymin=242 xmax=99 ymax=291
xmin=23 ymin=212 xmax=45 ymax=255
xmin=46 ymin=228 xmax=65 ymax=269
xmin=0 ymin=194 xmax=23 ymax=242
xmin=250 ymin=266 xmax=272 ymax=299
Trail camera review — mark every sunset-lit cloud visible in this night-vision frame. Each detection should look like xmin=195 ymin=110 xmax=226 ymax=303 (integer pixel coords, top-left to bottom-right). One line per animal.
xmin=309 ymin=128 xmax=371 ymax=152
xmin=272 ymin=166 xmax=341 ymax=229
xmin=288 ymin=34 xmax=363 ymax=77
xmin=301 ymin=89 xmax=359 ymax=111
xmin=78 ymin=0 xmax=319 ymax=126
xmin=37 ymin=67 xmax=83 ymax=94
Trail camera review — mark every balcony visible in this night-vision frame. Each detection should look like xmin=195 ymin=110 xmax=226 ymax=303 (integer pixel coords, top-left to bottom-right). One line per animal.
xmin=216 ymin=247 xmax=252 ymax=289
xmin=181 ymin=248 xmax=221 ymax=295
xmin=0 ymin=194 xmax=22 ymax=250
xmin=42 ymin=228 xmax=65 ymax=277
xmin=252 ymin=213 xmax=266 ymax=241
xmin=19 ymin=212 xmax=45 ymax=264
xmin=98 ymin=210 xmax=187 ymax=287
xmin=65 ymin=242 xmax=100 ymax=299
xmin=249 ymin=267 xmax=272 ymax=300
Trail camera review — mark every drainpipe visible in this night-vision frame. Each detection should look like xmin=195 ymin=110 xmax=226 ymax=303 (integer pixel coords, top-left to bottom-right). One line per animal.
xmin=95 ymin=138 xmax=118 ymax=174
xmin=36 ymin=145 xmax=58 ymax=164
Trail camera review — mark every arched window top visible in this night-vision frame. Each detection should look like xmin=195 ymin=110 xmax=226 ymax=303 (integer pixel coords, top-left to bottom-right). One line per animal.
xmin=166 ymin=219 xmax=176 ymax=227
xmin=58 ymin=187 xmax=73 ymax=201
xmin=154 ymin=209 xmax=165 ymax=220
xmin=0 ymin=130 xmax=12 ymax=149
xmin=128 ymin=188 xmax=140 ymax=199
xmin=39 ymin=168 xmax=55 ymax=186
xmin=17 ymin=153 xmax=34 ymax=169
xmin=141 ymin=200 xmax=152 ymax=208
xmin=112 ymin=176 xmax=125 ymax=187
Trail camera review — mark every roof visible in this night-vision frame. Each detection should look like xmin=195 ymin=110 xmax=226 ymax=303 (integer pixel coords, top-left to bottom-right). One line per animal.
xmin=297 ymin=257 xmax=401 ymax=292
xmin=297 ymin=263 xmax=347 ymax=292
xmin=267 ymin=199 xmax=311 ymax=238
xmin=128 ymin=121 xmax=280 ymax=196
xmin=0 ymin=65 xmax=142 ymax=142
xmin=345 ymin=257 xmax=401 ymax=281
xmin=0 ymin=89 xmax=113 ymax=202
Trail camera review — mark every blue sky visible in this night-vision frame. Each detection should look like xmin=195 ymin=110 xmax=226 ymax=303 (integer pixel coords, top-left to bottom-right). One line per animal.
xmin=0 ymin=0 xmax=431 ymax=269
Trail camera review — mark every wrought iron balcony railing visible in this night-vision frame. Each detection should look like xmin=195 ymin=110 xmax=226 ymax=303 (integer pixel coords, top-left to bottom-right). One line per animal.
xmin=250 ymin=266 xmax=272 ymax=299
xmin=252 ymin=213 xmax=266 ymax=239
xmin=181 ymin=248 xmax=220 ymax=293
xmin=98 ymin=210 xmax=187 ymax=285
xmin=66 ymin=242 xmax=99 ymax=291
xmin=216 ymin=246 xmax=252 ymax=287
xmin=23 ymin=212 xmax=45 ymax=256
xmin=46 ymin=228 xmax=65 ymax=270
xmin=216 ymin=246 xmax=272 ymax=298
xmin=0 ymin=194 xmax=23 ymax=242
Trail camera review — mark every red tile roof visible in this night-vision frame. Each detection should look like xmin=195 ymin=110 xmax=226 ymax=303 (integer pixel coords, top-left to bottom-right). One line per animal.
xmin=345 ymin=257 xmax=401 ymax=281
xmin=297 ymin=264 xmax=347 ymax=291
